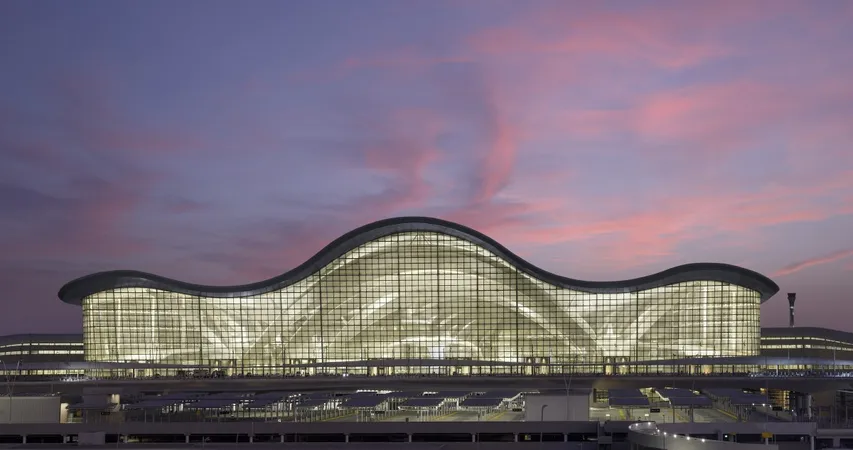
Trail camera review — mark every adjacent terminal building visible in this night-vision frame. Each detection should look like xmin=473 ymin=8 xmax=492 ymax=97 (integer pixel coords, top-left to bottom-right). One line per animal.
xmin=55 ymin=217 xmax=784 ymax=377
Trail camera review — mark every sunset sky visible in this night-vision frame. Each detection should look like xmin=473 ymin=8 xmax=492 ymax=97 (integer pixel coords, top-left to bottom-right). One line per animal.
xmin=1 ymin=0 xmax=851 ymax=334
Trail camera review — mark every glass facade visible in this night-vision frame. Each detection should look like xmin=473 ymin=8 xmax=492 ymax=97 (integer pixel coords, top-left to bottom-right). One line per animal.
xmin=81 ymin=232 xmax=762 ymax=375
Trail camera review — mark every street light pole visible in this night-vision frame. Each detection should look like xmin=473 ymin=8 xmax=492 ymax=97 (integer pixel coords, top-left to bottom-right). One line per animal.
xmin=1 ymin=361 xmax=9 ymax=423
xmin=564 ymin=372 xmax=574 ymax=421
xmin=2 ymin=360 xmax=19 ymax=424
xmin=540 ymin=404 xmax=549 ymax=449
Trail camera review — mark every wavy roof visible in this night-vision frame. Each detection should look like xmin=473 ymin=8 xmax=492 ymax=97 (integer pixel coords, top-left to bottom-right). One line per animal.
xmin=58 ymin=216 xmax=780 ymax=305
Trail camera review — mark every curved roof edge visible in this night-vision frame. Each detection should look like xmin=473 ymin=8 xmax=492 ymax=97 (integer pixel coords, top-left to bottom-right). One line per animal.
xmin=57 ymin=216 xmax=780 ymax=305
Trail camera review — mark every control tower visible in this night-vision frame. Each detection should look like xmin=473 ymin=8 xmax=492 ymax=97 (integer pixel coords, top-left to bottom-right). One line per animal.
xmin=788 ymin=293 xmax=796 ymax=327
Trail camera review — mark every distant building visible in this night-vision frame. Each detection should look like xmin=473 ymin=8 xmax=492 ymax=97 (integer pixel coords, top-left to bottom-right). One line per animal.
xmin=0 ymin=334 xmax=84 ymax=378
xmin=761 ymin=327 xmax=853 ymax=361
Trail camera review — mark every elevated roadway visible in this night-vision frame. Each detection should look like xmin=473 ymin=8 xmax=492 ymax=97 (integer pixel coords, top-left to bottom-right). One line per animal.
xmin=9 ymin=375 xmax=852 ymax=395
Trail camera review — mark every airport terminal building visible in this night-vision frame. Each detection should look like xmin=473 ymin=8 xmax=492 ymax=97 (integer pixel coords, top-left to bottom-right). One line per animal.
xmin=55 ymin=217 xmax=781 ymax=376
xmin=5 ymin=217 xmax=853 ymax=447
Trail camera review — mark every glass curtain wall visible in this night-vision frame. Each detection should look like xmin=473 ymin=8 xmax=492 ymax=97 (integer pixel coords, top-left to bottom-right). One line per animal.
xmin=82 ymin=232 xmax=761 ymax=375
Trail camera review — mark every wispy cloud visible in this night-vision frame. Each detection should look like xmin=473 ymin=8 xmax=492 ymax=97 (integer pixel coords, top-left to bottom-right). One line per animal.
xmin=775 ymin=249 xmax=853 ymax=277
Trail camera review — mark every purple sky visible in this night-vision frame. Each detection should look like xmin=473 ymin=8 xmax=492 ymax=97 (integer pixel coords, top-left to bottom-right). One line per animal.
xmin=1 ymin=1 xmax=852 ymax=335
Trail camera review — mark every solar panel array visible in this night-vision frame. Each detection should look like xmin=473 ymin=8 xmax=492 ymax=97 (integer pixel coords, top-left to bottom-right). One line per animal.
xmin=703 ymin=389 xmax=768 ymax=406
xmin=67 ymin=402 xmax=115 ymax=411
xmin=190 ymin=398 xmax=239 ymax=409
xmin=655 ymin=388 xmax=713 ymax=407
xmin=659 ymin=388 xmax=695 ymax=398
xmin=461 ymin=397 xmax=503 ymax=408
xmin=241 ymin=392 xmax=289 ymax=409
xmin=126 ymin=398 xmax=181 ymax=410
xmin=609 ymin=389 xmax=644 ymax=398
xmin=349 ymin=391 xmax=381 ymax=397
xmin=703 ymin=388 xmax=743 ymax=397
xmin=343 ymin=395 xmax=388 ymax=408
xmin=140 ymin=392 xmax=251 ymax=410
xmin=400 ymin=397 xmax=444 ymax=408
xmin=608 ymin=388 xmax=648 ymax=407
xmin=430 ymin=391 xmax=471 ymax=399
xmin=126 ymin=392 xmax=204 ymax=410
xmin=387 ymin=391 xmax=424 ymax=400
xmin=295 ymin=398 xmax=333 ymax=408
xmin=163 ymin=392 xmax=206 ymax=400
xmin=479 ymin=390 xmax=521 ymax=400
xmin=244 ymin=398 xmax=282 ymax=410
xmin=608 ymin=397 xmax=650 ymax=406
xmin=669 ymin=396 xmax=713 ymax=407
xmin=255 ymin=391 xmax=290 ymax=399
xmin=303 ymin=392 xmax=335 ymax=400
xmin=123 ymin=388 xmax=523 ymax=412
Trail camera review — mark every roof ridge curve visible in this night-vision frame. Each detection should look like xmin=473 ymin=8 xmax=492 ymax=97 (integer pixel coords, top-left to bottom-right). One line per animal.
xmin=57 ymin=216 xmax=780 ymax=305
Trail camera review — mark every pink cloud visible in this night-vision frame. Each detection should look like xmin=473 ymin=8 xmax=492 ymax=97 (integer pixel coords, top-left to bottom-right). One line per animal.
xmin=335 ymin=2 xmax=772 ymax=89
xmin=464 ymin=2 xmax=779 ymax=68
xmin=775 ymin=249 xmax=853 ymax=277
xmin=359 ymin=108 xmax=446 ymax=212
xmin=302 ymin=1 xmax=852 ymax=274
xmin=457 ymin=168 xmax=853 ymax=269
xmin=474 ymin=112 xmax=518 ymax=204
xmin=551 ymin=79 xmax=839 ymax=159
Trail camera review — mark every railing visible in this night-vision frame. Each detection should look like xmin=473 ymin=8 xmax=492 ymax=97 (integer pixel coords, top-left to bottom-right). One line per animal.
xmin=628 ymin=421 xmax=780 ymax=450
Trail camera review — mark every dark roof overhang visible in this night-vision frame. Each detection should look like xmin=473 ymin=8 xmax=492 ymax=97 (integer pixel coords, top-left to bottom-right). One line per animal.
xmin=58 ymin=216 xmax=780 ymax=305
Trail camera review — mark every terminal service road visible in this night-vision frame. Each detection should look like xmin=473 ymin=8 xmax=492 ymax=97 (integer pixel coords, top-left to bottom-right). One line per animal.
xmin=17 ymin=375 xmax=853 ymax=395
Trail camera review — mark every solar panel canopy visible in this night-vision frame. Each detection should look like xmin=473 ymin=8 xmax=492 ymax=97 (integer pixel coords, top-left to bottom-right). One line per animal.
xmin=608 ymin=397 xmax=650 ymax=406
xmin=479 ymin=390 xmax=521 ymax=399
xmin=189 ymin=399 xmax=238 ymax=409
xmin=400 ymin=397 xmax=444 ymax=408
xmin=254 ymin=391 xmax=290 ymax=399
xmin=304 ymin=392 xmax=336 ymax=400
xmin=660 ymin=388 xmax=695 ymax=398
xmin=728 ymin=395 xmax=769 ymax=406
xmin=703 ymin=389 xmax=767 ymax=405
xmin=344 ymin=396 xmax=387 ymax=408
xmin=703 ymin=388 xmax=745 ymax=397
xmin=245 ymin=398 xmax=281 ymax=409
xmin=669 ymin=396 xmax=713 ymax=407
xmin=462 ymin=398 xmax=503 ymax=408
xmin=430 ymin=391 xmax=471 ymax=398
xmin=609 ymin=389 xmax=644 ymax=398
xmin=295 ymin=398 xmax=332 ymax=408
xmin=388 ymin=391 xmax=423 ymax=399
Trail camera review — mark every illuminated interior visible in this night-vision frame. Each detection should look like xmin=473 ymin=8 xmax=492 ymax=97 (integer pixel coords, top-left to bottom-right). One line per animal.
xmin=80 ymin=231 xmax=762 ymax=375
